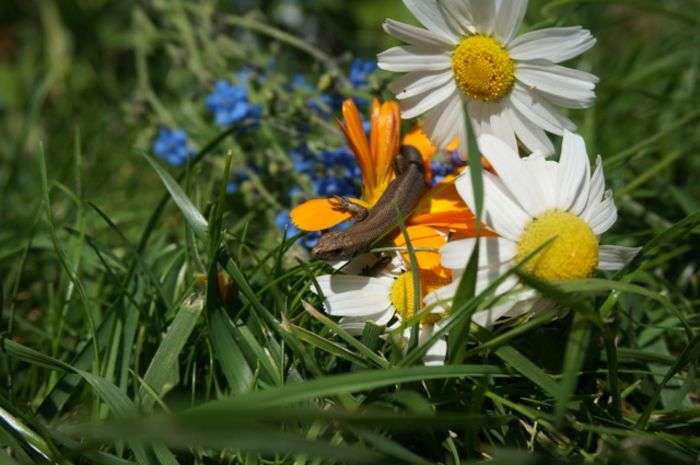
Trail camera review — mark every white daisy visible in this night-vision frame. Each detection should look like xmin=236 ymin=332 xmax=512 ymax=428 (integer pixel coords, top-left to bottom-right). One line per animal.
xmin=378 ymin=0 xmax=598 ymax=157
xmin=313 ymin=259 xmax=519 ymax=365
xmin=427 ymin=131 xmax=640 ymax=318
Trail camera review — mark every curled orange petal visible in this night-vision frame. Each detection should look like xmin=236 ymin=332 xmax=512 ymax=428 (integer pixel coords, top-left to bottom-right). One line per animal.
xmin=290 ymin=198 xmax=358 ymax=232
xmin=339 ymin=99 xmax=374 ymax=193
xmin=392 ymin=225 xmax=446 ymax=271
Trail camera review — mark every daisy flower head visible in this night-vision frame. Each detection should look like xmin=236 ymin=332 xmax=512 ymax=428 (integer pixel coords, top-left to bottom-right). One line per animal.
xmin=428 ymin=131 xmax=640 ymax=320
xmin=313 ymin=262 xmax=453 ymax=365
xmin=378 ymin=0 xmax=598 ymax=158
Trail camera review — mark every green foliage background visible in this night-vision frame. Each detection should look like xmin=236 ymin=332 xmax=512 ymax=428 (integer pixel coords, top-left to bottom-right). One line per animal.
xmin=1 ymin=0 xmax=699 ymax=464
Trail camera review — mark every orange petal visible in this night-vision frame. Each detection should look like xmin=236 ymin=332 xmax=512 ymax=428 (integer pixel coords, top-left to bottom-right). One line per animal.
xmin=403 ymin=125 xmax=437 ymax=182
xmin=392 ymin=225 xmax=446 ymax=271
xmin=340 ymin=99 xmax=374 ymax=192
xmin=413 ymin=174 xmax=469 ymax=218
xmin=374 ymin=101 xmax=401 ymax=182
xmin=290 ymin=198 xmax=355 ymax=231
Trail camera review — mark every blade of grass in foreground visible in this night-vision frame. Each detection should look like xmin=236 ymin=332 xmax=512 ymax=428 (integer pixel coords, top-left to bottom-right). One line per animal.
xmin=143 ymin=153 xmax=208 ymax=237
xmin=448 ymin=114 xmax=484 ymax=364
xmin=191 ymin=364 xmax=507 ymax=411
xmin=3 ymin=340 xmax=175 ymax=465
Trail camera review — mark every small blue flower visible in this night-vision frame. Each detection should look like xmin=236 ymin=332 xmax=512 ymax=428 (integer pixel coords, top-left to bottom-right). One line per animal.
xmin=349 ymin=58 xmax=377 ymax=88
xmin=321 ymin=147 xmax=356 ymax=171
xmin=291 ymin=74 xmax=312 ymax=91
xmin=288 ymin=186 xmax=304 ymax=199
xmin=290 ymin=145 xmax=317 ymax=176
xmin=206 ymin=80 xmax=262 ymax=127
xmin=152 ymin=127 xmax=192 ymax=167
xmin=431 ymin=160 xmax=454 ymax=185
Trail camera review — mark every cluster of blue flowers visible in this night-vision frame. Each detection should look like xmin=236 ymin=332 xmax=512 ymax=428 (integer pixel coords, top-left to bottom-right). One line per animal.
xmin=293 ymin=58 xmax=376 ymax=118
xmin=431 ymin=151 xmax=466 ymax=185
xmin=152 ymin=71 xmax=264 ymax=167
xmin=277 ymin=143 xmax=363 ymax=249
xmin=152 ymin=128 xmax=193 ymax=167
xmin=205 ymin=80 xmax=262 ymax=127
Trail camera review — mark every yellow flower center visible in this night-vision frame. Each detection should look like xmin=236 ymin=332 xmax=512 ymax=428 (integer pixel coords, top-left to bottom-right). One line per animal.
xmin=516 ymin=211 xmax=599 ymax=281
xmin=390 ymin=270 xmax=451 ymax=325
xmin=452 ymin=35 xmax=515 ymax=102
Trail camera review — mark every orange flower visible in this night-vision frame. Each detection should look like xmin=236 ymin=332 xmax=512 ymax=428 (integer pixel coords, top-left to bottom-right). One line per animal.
xmin=291 ymin=98 xmax=479 ymax=271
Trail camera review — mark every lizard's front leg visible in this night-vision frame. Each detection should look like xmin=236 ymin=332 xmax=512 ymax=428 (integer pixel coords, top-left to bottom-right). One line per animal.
xmin=330 ymin=196 xmax=369 ymax=222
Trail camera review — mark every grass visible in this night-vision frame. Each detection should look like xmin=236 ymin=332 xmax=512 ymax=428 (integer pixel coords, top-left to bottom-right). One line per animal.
xmin=1 ymin=0 xmax=699 ymax=464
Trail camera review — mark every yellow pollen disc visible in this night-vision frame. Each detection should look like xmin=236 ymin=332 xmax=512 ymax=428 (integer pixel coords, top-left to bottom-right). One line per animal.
xmin=390 ymin=271 xmax=451 ymax=325
xmin=452 ymin=35 xmax=515 ymax=102
xmin=516 ymin=211 xmax=599 ymax=281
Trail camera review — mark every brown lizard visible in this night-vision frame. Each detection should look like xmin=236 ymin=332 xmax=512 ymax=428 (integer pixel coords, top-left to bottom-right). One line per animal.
xmin=311 ymin=145 xmax=429 ymax=260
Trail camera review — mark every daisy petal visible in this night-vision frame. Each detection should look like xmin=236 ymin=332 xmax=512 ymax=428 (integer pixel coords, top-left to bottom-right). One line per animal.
xmin=438 ymin=0 xmax=475 ymax=35
xmin=506 ymin=101 xmax=555 ymax=156
xmin=478 ymin=134 xmax=547 ymax=217
xmin=472 ymin=304 xmax=517 ymax=327
xmin=400 ymin=81 xmax=457 ymax=119
xmin=469 ymin=0 xmax=497 ymax=34
xmin=589 ymin=191 xmax=618 ymax=235
xmin=314 ymin=275 xmax=393 ymax=317
xmin=440 ymin=238 xmax=477 ymax=270
xmin=598 ymin=245 xmax=641 ymax=271
xmin=340 ymin=308 xmax=395 ymax=335
xmin=494 ymin=0 xmax=528 ymax=44
xmin=522 ymin=154 xmax=559 ymax=211
xmin=402 ymin=0 xmax=460 ymax=42
xmin=510 ymin=84 xmax=576 ymax=135
xmin=441 ymin=237 xmax=518 ymax=271
xmin=382 ymin=18 xmax=455 ymax=48
xmin=508 ymin=26 xmax=596 ymax=63
xmin=516 ymin=63 xmax=598 ymax=107
xmin=468 ymin=101 xmax=517 ymax=153
xmin=456 ymin=171 xmax=530 ymax=241
xmin=389 ymin=70 xmax=455 ymax=100
xmin=421 ymin=327 xmax=447 ymax=366
xmin=378 ymin=46 xmax=452 ymax=72
xmin=556 ymin=131 xmax=589 ymax=212
xmin=423 ymin=92 xmax=466 ymax=151
xmin=581 ymin=155 xmax=605 ymax=221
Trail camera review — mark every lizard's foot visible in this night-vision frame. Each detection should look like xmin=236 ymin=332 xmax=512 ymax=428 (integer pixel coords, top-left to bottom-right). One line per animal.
xmin=330 ymin=195 xmax=369 ymax=222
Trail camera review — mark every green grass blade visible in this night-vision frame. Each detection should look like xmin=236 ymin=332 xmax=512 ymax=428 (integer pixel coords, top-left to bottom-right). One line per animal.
xmin=142 ymin=153 xmax=208 ymax=237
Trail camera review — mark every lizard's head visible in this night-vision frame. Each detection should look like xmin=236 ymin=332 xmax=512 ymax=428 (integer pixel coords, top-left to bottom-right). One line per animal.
xmin=312 ymin=232 xmax=356 ymax=261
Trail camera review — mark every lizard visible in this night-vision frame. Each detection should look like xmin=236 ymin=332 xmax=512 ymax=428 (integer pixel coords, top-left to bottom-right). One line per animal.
xmin=311 ymin=144 xmax=429 ymax=261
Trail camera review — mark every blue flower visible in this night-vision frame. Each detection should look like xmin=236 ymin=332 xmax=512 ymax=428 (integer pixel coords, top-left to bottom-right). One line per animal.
xmin=431 ymin=160 xmax=454 ymax=185
xmin=290 ymin=145 xmax=317 ymax=176
xmin=313 ymin=176 xmax=358 ymax=198
xmin=206 ymin=80 xmax=262 ymax=127
xmin=291 ymin=74 xmax=312 ymax=91
xmin=349 ymin=58 xmax=377 ymax=88
xmin=321 ymin=147 xmax=355 ymax=169
xmin=152 ymin=128 xmax=192 ymax=167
